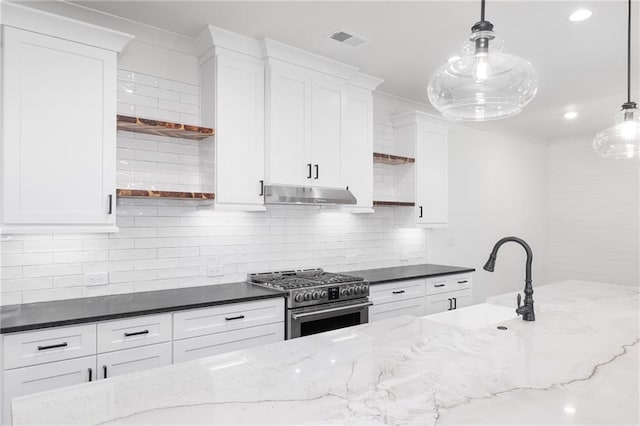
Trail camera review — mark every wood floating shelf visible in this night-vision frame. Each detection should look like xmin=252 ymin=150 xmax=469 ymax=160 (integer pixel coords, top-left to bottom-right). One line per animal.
xmin=373 ymin=200 xmax=415 ymax=207
xmin=116 ymin=189 xmax=215 ymax=200
xmin=373 ymin=152 xmax=415 ymax=165
xmin=116 ymin=115 xmax=215 ymax=141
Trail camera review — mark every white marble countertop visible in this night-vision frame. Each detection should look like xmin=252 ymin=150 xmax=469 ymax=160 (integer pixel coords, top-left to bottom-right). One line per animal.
xmin=12 ymin=280 xmax=640 ymax=425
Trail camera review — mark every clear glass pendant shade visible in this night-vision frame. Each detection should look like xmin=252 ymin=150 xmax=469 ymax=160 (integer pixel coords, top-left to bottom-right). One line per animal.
xmin=593 ymin=107 xmax=640 ymax=159
xmin=428 ymin=30 xmax=538 ymax=121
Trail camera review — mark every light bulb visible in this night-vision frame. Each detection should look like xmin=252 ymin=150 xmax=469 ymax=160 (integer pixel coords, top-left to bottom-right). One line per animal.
xmin=472 ymin=53 xmax=492 ymax=82
xmin=620 ymin=120 xmax=638 ymax=140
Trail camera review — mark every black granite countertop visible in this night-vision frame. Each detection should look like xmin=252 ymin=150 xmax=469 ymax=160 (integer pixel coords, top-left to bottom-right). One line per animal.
xmin=0 ymin=263 xmax=475 ymax=334
xmin=0 ymin=282 xmax=284 ymax=334
xmin=344 ymin=264 xmax=475 ymax=285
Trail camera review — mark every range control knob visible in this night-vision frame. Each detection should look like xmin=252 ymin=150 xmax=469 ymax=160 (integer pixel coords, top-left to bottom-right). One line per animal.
xmin=347 ymin=287 xmax=354 ymax=296
xmin=295 ymin=293 xmax=304 ymax=303
xmin=362 ymin=285 xmax=368 ymax=294
xmin=312 ymin=291 xmax=320 ymax=300
xmin=340 ymin=288 xmax=347 ymax=297
xmin=320 ymin=291 xmax=328 ymax=299
xmin=354 ymin=286 xmax=361 ymax=294
xmin=303 ymin=293 xmax=312 ymax=301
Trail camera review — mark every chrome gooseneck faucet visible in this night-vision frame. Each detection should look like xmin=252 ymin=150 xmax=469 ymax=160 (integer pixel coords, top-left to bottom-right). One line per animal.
xmin=483 ymin=236 xmax=535 ymax=321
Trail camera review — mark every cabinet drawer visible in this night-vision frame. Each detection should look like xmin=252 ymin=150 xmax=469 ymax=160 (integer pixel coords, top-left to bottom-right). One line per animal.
xmin=3 ymin=324 xmax=96 ymax=370
xmin=370 ymin=279 xmax=426 ymax=305
xmin=3 ymin=355 xmax=95 ymax=425
xmin=97 ymin=342 xmax=172 ymax=379
xmin=425 ymin=274 xmax=472 ymax=295
xmin=173 ymin=322 xmax=284 ymax=363
xmin=173 ymin=298 xmax=284 ymax=340
xmin=97 ymin=314 xmax=171 ymax=353
xmin=370 ymin=297 xmax=426 ymax=322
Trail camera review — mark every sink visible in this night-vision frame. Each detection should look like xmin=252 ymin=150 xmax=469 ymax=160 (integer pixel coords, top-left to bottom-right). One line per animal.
xmin=423 ymin=303 xmax=518 ymax=330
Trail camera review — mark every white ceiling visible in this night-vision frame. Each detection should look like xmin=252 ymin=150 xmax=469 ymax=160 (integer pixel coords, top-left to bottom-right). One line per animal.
xmin=22 ymin=1 xmax=640 ymax=141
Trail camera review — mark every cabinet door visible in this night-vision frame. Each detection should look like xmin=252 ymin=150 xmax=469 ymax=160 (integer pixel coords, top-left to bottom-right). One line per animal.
xmin=2 ymin=27 xmax=116 ymax=231
xmin=266 ymin=64 xmax=312 ymax=186
xmin=97 ymin=342 xmax=172 ymax=379
xmin=451 ymin=289 xmax=472 ymax=310
xmin=311 ymin=77 xmax=344 ymax=188
xmin=342 ymin=87 xmax=373 ymax=208
xmin=415 ymin=125 xmax=448 ymax=226
xmin=214 ymin=54 xmax=265 ymax=207
xmin=425 ymin=293 xmax=455 ymax=315
xmin=3 ymin=356 xmax=96 ymax=425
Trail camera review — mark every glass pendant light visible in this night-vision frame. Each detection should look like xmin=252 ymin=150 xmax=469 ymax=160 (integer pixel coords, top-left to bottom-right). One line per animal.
xmin=593 ymin=0 xmax=640 ymax=159
xmin=427 ymin=0 xmax=538 ymax=121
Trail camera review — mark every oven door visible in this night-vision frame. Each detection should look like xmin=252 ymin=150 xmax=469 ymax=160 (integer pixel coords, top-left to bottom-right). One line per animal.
xmin=287 ymin=298 xmax=372 ymax=339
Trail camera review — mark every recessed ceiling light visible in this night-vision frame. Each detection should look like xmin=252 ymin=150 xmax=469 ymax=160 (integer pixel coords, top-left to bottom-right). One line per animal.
xmin=564 ymin=111 xmax=578 ymax=120
xmin=569 ymin=9 xmax=592 ymax=22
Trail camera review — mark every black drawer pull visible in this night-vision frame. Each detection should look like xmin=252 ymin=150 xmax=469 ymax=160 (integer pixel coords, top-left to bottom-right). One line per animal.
xmin=307 ymin=163 xmax=312 ymax=179
xmin=225 ymin=315 xmax=245 ymax=321
xmin=88 ymin=368 xmax=93 ymax=382
xmin=447 ymin=298 xmax=452 ymax=311
xmin=457 ymin=280 xmax=468 ymax=284
xmin=419 ymin=206 xmax=423 ymax=218
xmin=103 ymin=365 xmax=108 ymax=379
xmin=392 ymin=290 xmax=405 ymax=294
xmin=37 ymin=342 xmax=68 ymax=351
xmin=314 ymin=164 xmax=319 ymax=179
xmin=259 ymin=180 xmax=264 ymax=196
xmin=453 ymin=297 xmax=457 ymax=309
xmin=124 ymin=329 xmax=149 ymax=337
xmin=434 ymin=284 xmax=446 ymax=288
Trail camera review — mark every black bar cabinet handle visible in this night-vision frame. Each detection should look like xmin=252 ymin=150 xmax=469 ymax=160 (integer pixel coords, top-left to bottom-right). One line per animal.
xmin=314 ymin=164 xmax=319 ymax=179
xmin=434 ymin=284 xmax=446 ymax=288
xmin=419 ymin=206 xmax=423 ymax=218
xmin=124 ymin=329 xmax=149 ymax=337
xmin=103 ymin=365 xmax=108 ymax=379
xmin=307 ymin=163 xmax=312 ymax=179
xmin=458 ymin=280 xmax=468 ymax=284
xmin=447 ymin=298 xmax=452 ymax=311
xmin=88 ymin=368 xmax=93 ymax=382
xmin=453 ymin=298 xmax=457 ymax=309
xmin=225 ymin=315 xmax=245 ymax=321
xmin=108 ymin=194 xmax=113 ymax=214
xmin=259 ymin=180 xmax=264 ymax=196
xmin=392 ymin=290 xmax=405 ymax=294
xmin=37 ymin=342 xmax=68 ymax=351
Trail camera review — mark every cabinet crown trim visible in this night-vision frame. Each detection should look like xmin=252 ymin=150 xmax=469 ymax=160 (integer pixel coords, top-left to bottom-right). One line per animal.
xmin=261 ymin=38 xmax=359 ymax=80
xmin=195 ymin=25 xmax=263 ymax=59
xmin=2 ymin=2 xmax=134 ymax=52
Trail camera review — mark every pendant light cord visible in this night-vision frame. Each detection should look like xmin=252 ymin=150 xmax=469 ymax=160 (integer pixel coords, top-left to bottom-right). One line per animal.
xmin=481 ymin=0 xmax=486 ymax=22
xmin=627 ymin=0 xmax=632 ymax=104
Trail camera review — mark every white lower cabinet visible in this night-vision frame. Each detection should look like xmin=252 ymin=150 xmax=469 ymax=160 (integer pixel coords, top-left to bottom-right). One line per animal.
xmin=97 ymin=342 xmax=172 ymax=379
xmin=3 ymin=355 xmax=96 ymax=425
xmin=369 ymin=273 xmax=474 ymax=322
xmin=1 ymin=298 xmax=286 ymax=425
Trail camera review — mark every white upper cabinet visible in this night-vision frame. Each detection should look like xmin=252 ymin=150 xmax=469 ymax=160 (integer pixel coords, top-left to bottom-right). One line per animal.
xmin=0 ymin=4 xmax=132 ymax=233
xmin=265 ymin=63 xmax=312 ymax=186
xmin=391 ymin=112 xmax=449 ymax=227
xmin=262 ymin=39 xmax=382 ymax=196
xmin=342 ymin=86 xmax=375 ymax=210
xmin=198 ymin=26 xmax=266 ymax=211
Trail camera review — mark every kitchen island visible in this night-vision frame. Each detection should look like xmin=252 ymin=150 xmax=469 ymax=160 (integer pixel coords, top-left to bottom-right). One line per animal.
xmin=11 ymin=280 xmax=639 ymax=425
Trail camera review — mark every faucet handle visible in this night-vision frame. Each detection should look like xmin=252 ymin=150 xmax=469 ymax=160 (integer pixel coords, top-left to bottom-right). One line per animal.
xmin=516 ymin=293 xmax=522 ymax=316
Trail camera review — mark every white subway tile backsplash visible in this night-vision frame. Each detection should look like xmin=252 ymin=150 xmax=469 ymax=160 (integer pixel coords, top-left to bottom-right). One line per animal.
xmin=158 ymin=79 xmax=198 ymax=96
xmin=2 ymin=277 xmax=53 ymax=292
xmin=1 ymin=253 xmax=52 ymax=267
xmin=22 ymin=287 xmax=83 ymax=304
xmin=110 ymin=249 xmax=157 ymax=261
xmin=23 ymin=264 xmax=82 ymax=278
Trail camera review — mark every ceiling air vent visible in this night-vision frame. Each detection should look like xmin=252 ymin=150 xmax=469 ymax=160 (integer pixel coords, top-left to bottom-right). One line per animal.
xmin=328 ymin=29 xmax=369 ymax=48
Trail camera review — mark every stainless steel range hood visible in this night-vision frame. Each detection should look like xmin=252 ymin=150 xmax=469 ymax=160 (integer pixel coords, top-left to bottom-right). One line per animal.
xmin=264 ymin=185 xmax=357 ymax=205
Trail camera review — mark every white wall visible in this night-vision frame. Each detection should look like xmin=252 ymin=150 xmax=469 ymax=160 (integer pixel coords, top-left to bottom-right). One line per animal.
xmin=548 ymin=137 xmax=639 ymax=286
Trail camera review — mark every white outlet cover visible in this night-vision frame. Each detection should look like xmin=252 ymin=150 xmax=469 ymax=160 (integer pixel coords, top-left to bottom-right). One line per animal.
xmin=85 ymin=272 xmax=108 ymax=286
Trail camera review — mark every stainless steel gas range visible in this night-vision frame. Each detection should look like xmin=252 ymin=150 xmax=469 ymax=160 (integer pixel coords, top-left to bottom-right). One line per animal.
xmin=248 ymin=268 xmax=371 ymax=339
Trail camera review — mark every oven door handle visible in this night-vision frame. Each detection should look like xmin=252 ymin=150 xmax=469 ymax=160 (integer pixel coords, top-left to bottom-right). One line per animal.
xmin=291 ymin=301 xmax=373 ymax=320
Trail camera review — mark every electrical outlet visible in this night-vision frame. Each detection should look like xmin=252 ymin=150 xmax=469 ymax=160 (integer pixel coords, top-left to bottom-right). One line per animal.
xmin=346 ymin=255 xmax=357 ymax=264
xmin=207 ymin=265 xmax=223 ymax=277
xmin=85 ymin=272 xmax=108 ymax=286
